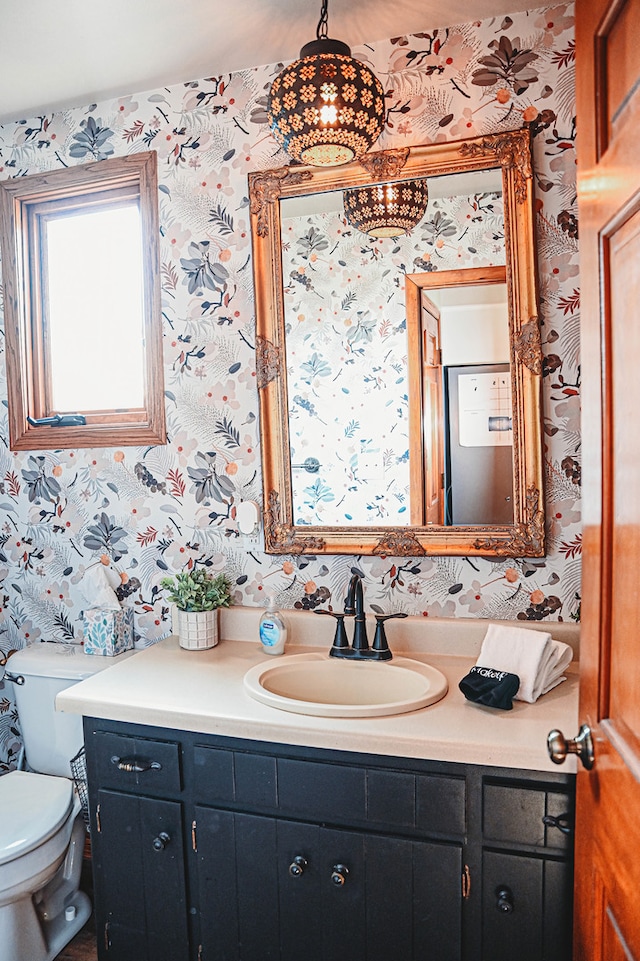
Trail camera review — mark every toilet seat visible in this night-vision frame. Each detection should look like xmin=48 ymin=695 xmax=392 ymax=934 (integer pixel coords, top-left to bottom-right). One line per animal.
xmin=0 ymin=771 xmax=73 ymax=865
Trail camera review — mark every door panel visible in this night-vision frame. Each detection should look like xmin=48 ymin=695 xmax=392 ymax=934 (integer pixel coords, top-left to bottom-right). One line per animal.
xmin=277 ymin=820 xmax=323 ymax=961
xmin=196 ymin=806 xmax=462 ymax=961
xmin=609 ymin=205 xmax=640 ymax=740
xmin=321 ymin=829 xmax=367 ymax=959
xmin=482 ymin=851 xmax=571 ymax=961
xmin=482 ymin=851 xmax=543 ymax=961
xmin=412 ymin=838 xmax=463 ymax=961
xmin=596 ymin=0 xmax=640 ymax=153
xmin=95 ymin=789 xmax=189 ymax=961
xmin=575 ymin=0 xmax=640 ymax=957
xmin=196 ymin=807 xmax=279 ymax=961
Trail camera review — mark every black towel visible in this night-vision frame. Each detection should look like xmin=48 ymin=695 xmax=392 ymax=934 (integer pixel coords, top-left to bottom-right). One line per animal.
xmin=458 ymin=665 xmax=520 ymax=711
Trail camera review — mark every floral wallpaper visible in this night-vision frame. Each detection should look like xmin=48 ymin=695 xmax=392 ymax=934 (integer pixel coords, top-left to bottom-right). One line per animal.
xmin=282 ymin=189 xmax=505 ymax=526
xmin=0 ymin=4 xmax=579 ymax=771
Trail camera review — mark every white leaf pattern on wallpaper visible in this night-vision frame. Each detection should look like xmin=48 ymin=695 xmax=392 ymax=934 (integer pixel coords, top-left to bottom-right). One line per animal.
xmin=0 ymin=4 xmax=579 ymax=770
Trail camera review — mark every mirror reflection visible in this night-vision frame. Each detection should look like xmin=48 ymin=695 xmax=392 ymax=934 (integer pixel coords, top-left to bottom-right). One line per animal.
xmin=249 ymin=128 xmax=545 ymax=556
xmin=410 ymin=269 xmax=512 ymax=528
xmin=280 ymin=168 xmax=509 ymax=528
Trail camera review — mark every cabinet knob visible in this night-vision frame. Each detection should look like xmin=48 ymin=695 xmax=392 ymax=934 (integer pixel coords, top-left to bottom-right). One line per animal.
xmin=331 ymin=864 xmax=349 ymax=886
xmin=288 ymin=855 xmax=308 ymax=877
xmin=152 ymin=831 xmax=171 ymax=851
xmin=496 ymin=886 xmax=514 ymax=914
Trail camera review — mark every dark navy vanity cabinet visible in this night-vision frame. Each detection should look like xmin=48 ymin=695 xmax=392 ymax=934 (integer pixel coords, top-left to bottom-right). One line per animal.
xmin=83 ymin=718 xmax=575 ymax=961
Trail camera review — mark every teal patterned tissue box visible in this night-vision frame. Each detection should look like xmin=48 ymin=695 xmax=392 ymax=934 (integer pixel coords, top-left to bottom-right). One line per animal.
xmin=83 ymin=607 xmax=134 ymax=656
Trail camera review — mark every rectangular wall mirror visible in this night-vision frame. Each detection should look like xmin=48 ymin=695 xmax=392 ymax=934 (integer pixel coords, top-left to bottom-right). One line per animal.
xmin=249 ymin=127 xmax=544 ymax=557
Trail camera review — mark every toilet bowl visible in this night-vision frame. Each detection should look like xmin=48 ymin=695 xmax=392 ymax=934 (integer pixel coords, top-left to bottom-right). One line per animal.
xmin=0 ymin=770 xmax=91 ymax=961
xmin=2 ymin=642 xmax=134 ymax=961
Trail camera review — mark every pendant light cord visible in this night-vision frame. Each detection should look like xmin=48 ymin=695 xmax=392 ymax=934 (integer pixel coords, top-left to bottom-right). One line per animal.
xmin=316 ymin=0 xmax=329 ymax=40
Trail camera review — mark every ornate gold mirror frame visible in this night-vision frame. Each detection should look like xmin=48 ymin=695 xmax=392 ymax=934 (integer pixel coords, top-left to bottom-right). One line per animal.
xmin=249 ymin=127 xmax=544 ymax=556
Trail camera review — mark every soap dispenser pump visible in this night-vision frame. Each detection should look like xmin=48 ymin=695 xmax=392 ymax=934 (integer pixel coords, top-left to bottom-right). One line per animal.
xmin=259 ymin=596 xmax=287 ymax=656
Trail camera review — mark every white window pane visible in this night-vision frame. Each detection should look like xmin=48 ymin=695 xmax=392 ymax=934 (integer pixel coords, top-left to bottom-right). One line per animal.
xmin=46 ymin=204 xmax=145 ymax=412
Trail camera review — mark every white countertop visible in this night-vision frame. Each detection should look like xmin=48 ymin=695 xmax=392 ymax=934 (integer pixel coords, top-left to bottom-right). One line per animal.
xmin=56 ymin=610 xmax=580 ymax=774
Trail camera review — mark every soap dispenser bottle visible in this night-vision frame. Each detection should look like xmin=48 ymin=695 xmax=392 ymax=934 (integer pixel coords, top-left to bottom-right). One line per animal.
xmin=259 ymin=596 xmax=287 ymax=656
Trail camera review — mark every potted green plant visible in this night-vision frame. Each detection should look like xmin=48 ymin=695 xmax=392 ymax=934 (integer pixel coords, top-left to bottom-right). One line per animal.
xmin=161 ymin=569 xmax=232 ymax=650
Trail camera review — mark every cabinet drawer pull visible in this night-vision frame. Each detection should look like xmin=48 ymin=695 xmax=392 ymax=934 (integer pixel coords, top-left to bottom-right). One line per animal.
xmin=542 ymin=813 xmax=572 ymax=836
xmin=111 ymin=755 xmax=162 ymax=774
xmin=153 ymin=832 xmax=171 ymax=851
xmin=496 ymin=886 xmax=514 ymax=914
xmin=288 ymin=855 xmax=308 ymax=877
xmin=331 ymin=864 xmax=349 ymax=886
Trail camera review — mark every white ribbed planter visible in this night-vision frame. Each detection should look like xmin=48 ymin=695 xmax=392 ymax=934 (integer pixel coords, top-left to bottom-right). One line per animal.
xmin=174 ymin=607 xmax=219 ymax=651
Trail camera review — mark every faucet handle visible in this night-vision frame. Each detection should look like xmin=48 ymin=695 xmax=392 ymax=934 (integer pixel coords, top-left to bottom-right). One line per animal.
xmin=372 ymin=612 xmax=408 ymax=660
xmin=314 ymin=609 xmax=350 ymax=655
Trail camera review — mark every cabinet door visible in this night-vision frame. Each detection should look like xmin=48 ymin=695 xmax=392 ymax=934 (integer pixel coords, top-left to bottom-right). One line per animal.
xmin=321 ymin=829 xmax=463 ymax=961
xmin=195 ymin=807 xmax=281 ymax=961
xmin=195 ymin=806 xmax=463 ymax=961
xmin=482 ymin=851 xmax=572 ymax=961
xmin=93 ymin=789 xmax=189 ymax=961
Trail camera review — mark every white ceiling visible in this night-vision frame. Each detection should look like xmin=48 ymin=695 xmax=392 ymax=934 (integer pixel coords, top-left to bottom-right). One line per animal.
xmin=1 ymin=0 xmax=537 ymax=125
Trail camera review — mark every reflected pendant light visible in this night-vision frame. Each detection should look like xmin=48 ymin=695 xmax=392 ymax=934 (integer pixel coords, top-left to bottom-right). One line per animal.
xmin=343 ymin=179 xmax=430 ymax=238
xmin=267 ymin=0 xmax=386 ymax=167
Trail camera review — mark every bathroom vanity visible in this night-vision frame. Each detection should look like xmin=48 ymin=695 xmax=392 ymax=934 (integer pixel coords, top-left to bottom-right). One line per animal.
xmin=57 ymin=620 xmax=579 ymax=961
xmin=84 ymin=717 xmax=574 ymax=961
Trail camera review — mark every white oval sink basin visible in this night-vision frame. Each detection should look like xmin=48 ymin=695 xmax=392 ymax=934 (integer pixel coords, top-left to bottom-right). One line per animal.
xmin=243 ymin=652 xmax=448 ymax=718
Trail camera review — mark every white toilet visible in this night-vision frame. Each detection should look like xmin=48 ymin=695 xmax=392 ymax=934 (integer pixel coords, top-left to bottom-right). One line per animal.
xmin=0 ymin=643 xmax=129 ymax=961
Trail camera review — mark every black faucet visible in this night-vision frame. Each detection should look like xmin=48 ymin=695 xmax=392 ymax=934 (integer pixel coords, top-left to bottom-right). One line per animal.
xmin=344 ymin=573 xmax=368 ymax=654
xmin=314 ymin=572 xmax=407 ymax=660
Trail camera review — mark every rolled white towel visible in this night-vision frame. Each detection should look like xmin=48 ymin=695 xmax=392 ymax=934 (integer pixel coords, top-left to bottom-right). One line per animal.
xmin=477 ymin=623 xmax=573 ymax=703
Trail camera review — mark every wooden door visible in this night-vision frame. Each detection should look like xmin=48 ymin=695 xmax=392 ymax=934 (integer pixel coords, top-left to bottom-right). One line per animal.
xmin=421 ymin=293 xmax=444 ymax=524
xmin=573 ymin=0 xmax=640 ymax=956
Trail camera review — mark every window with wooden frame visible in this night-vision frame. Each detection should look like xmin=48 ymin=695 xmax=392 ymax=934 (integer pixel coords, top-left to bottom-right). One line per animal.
xmin=0 ymin=150 xmax=166 ymax=450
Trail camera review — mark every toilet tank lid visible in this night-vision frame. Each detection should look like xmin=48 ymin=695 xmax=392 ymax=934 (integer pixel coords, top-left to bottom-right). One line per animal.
xmin=0 ymin=771 xmax=74 ymax=864
xmin=7 ymin=642 xmax=134 ymax=680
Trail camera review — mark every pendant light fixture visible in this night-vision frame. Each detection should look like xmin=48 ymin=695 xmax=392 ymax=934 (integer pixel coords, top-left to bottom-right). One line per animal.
xmin=267 ymin=0 xmax=386 ymax=167
xmin=343 ymin=179 xmax=429 ymax=238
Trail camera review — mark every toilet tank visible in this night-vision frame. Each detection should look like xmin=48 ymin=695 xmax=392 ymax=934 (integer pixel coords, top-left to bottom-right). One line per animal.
xmin=9 ymin=643 xmax=131 ymax=777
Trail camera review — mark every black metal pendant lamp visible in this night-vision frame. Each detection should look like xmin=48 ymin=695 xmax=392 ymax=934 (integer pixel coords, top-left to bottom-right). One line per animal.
xmin=267 ymin=0 xmax=386 ymax=167
xmin=343 ymin=179 xmax=429 ymax=238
